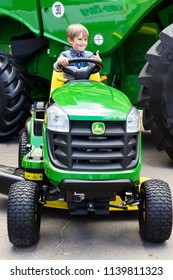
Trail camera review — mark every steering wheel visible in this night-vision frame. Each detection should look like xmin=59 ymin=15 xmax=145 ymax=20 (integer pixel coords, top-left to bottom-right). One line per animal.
xmin=62 ymin=58 xmax=103 ymax=80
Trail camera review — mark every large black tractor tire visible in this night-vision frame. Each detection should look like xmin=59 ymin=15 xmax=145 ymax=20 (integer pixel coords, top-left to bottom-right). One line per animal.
xmin=18 ymin=130 xmax=29 ymax=168
xmin=139 ymin=179 xmax=172 ymax=243
xmin=0 ymin=52 xmax=32 ymax=141
xmin=7 ymin=180 xmax=42 ymax=247
xmin=138 ymin=23 xmax=173 ymax=160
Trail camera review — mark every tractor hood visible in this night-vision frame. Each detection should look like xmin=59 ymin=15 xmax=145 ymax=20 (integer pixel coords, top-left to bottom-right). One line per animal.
xmin=51 ymin=81 xmax=131 ymax=121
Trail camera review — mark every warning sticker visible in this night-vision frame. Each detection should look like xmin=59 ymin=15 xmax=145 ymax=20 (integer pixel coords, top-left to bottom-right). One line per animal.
xmin=24 ymin=172 xmax=43 ymax=181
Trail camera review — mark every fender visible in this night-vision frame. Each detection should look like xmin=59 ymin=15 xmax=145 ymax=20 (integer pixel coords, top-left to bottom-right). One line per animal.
xmin=0 ymin=0 xmax=41 ymax=36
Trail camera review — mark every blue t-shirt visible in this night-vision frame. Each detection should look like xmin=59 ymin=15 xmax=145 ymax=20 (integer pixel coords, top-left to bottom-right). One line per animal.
xmin=60 ymin=48 xmax=93 ymax=68
xmin=53 ymin=48 xmax=94 ymax=80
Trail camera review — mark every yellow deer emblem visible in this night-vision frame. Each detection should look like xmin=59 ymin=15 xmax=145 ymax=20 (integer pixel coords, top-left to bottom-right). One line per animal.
xmin=92 ymin=122 xmax=105 ymax=135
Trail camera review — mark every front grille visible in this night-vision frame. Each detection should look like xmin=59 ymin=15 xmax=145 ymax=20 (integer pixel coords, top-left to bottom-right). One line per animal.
xmin=47 ymin=121 xmax=139 ymax=171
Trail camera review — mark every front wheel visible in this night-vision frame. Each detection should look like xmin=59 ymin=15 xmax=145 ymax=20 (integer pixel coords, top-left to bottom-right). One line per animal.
xmin=7 ymin=181 xmax=42 ymax=247
xmin=139 ymin=179 xmax=172 ymax=243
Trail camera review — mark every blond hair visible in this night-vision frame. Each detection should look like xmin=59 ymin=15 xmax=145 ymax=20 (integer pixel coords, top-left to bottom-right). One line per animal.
xmin=66 ymin=24 xmax=89 ymax=40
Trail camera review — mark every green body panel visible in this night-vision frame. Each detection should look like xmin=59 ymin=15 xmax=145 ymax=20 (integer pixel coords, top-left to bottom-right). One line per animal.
xmin=0 ymin=0 xmax=163 ymax=51
xmin=40 ymin=0 xmax=162 ymax=55
xmin=23 ymin=148 xmax=44 ymax=170
xmin=0 ymin=0 xmax=41 ymax=36
xmin=22 ymin=113 xmax=44 ymax=169
xmin=52 ymin=81 xmax=131 ymax=120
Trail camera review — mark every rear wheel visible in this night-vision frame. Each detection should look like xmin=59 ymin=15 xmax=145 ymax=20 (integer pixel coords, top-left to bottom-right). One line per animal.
xmin=18 ymin=130 xmax=29 ymax=168
xmin=139 ymin=179 xmax=172 ymax=243
xmin=0 ymin=52 xmax=32 ymax=141
xmin=7 ymin=180 xmax=42 ymax=247
xmin=138 ymin=24 xmax=173 ymax=160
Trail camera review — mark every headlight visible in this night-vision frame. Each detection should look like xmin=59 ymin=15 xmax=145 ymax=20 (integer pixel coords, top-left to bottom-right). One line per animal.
xmin=126 ymin=106 xmax=140 ymax=133
xmin=46 ymin=104 xmax=69 ymax=132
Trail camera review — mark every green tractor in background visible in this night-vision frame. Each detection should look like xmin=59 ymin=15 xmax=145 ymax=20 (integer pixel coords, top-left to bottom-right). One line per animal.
xmin=1 ymin=0 xmax=173 ymax=159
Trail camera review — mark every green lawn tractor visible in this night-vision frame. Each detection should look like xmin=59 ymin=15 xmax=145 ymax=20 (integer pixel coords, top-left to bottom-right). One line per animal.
xmin=6 ymin=58 xmax=172 ymax=247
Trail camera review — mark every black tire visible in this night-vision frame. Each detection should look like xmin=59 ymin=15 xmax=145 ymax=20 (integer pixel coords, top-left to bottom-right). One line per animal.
xmin=7 ymin=181 xmax=42 ymax=247
xmin=139 ymin=179 xmax=172 ymax=243
xmin=18 ymin=130 xmax=29 ymax=168
xmin=0 ymin=52 xmax=32 ymax=141
xmin=138 ymin=23 xmax=173 ymax=160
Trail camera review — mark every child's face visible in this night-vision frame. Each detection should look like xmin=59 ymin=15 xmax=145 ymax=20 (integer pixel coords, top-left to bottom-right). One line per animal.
xmin=68 ymin=32 xmax=88 ymax=53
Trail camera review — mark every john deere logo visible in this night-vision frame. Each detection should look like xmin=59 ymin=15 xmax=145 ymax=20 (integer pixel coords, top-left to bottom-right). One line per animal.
xmin=92 ymin=122 xmax=105 ymax=135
